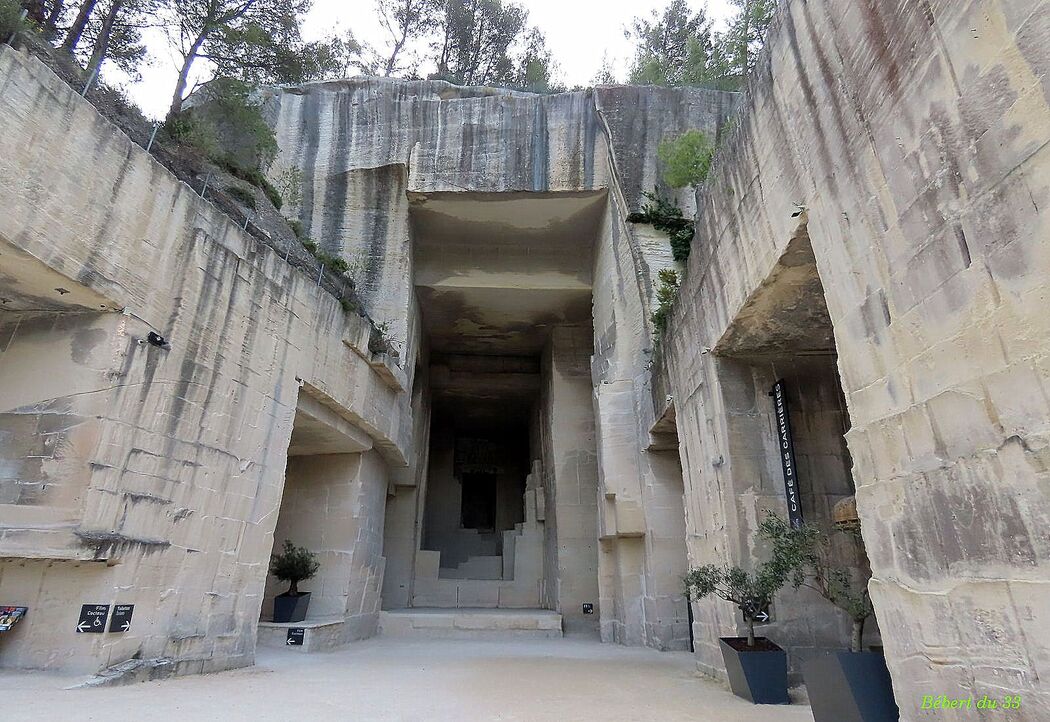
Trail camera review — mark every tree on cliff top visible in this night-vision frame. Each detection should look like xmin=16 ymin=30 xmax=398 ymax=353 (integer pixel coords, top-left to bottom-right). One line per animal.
xmin=627 ymin=0 xmax=712 ymax=86
xmin=367 ymin=0 xmax=441 ymax=77
xmin=627 ymin=0 xmax=777 ymax=90
xmin=513 ymin=27 xmax=560 ymax=93
xmin=209 ymin=4 xmax=350 ymax=85
xmin=166 ymin=0 xmax=324 ymax=116
xmin=709 ymin=0 xmax=777 ymax=84
xmin=428 ymin=0 xmax=560 ymax=91
xmin=430 ymin=0 xmax=525 ymax=86
xmin=81 ymin=0 xmax=165 ymax=83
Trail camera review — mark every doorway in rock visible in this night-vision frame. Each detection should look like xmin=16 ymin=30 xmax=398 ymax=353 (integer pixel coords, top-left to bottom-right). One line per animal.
xmin=400 ymin=191 xmax=605 ymax=628
xmin=423 ymin=357 xmax=535 ymax=583
xmin=460 ymin=472 xmax=497 ymax=531
xmin=698 ymin=223 xmax=878 ymax=679
xmin=257 ymin=387 xmax=389 ymax=650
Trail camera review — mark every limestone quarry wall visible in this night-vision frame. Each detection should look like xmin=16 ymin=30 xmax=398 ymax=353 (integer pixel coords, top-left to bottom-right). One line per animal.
xmin=0 ymin=40 xmax=742 ymax=673
xmin=660 ymin=0 xmax=1050 ymax=715
xmin=266 ymin=73 xmax=739 ymax=644
xmin=0 ymin=47 xmax=408 ymax=675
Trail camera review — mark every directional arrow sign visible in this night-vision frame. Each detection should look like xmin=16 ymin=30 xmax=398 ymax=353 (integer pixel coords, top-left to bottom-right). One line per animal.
xmin=286 ymin=628 xmax=305 ymax=646
xmin=752 ymin=604 xmax=773 ymax=625
xmin=109 ymin=604 xmax=134 ymax=633
xmin=76 ymin=604 xmax=110 ymax=633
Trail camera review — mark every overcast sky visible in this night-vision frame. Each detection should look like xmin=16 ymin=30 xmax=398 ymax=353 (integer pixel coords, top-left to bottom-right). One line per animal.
xmin=122 ymin=0 xmax=736 ymax=119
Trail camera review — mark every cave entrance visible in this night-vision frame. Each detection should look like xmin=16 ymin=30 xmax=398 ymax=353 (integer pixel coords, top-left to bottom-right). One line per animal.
xmin=424 ymin=357 xmax=535 ymax=581
xmin=704 ymin=223 xmax=875 ymax=677
xmin=400 ymin=191 xmax=605 ymax=623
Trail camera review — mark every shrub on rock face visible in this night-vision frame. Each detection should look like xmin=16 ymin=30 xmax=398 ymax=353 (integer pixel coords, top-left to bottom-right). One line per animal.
xmin=165 ymin=77 xmax=283 ymax=209
xmin=658 ymin=129 xmax=714 ymax=189
xmin=226 ymin=185 xmax=257 ymax=210
xmin=651 ymin=268 xmax=680 ymax=340
xmin=196 ymin=77 xmax=278 ymax=170
xmin=269 ymin=540 xmax=319 ymax=596
xmin=627 ymin=189 xmax=695 ymax=261
xmin=0 ymin=0 xmax=29 ymax=43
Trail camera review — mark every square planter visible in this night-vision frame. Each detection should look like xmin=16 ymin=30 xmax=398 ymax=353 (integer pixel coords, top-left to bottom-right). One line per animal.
xmin=803 ymin=651 xmax=899 ymax=722
xmin=273 ymin=592 xmax=311 ymax=623
xmin=719 ymin=637 xmax=789 ymax=704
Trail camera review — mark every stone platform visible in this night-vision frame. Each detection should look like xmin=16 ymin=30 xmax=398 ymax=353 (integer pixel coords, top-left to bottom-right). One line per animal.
xmin=379 ymin=609 xmax=563 ymax=639
xmin=257 ymin=616 xmax=346 ymax=653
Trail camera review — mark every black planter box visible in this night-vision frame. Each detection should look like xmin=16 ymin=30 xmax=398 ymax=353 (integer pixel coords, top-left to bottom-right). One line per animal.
xmin=273 ymin=592 xmax=311 ymax=623
xmin=719 ymin=637 xmax=789 ymax=704
xmin=803 ymin=651 xmax=899 ymax=722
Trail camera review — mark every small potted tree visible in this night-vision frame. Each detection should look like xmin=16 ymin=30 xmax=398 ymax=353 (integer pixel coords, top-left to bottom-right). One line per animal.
xmin=793 ymin=502 xmax=899 ymax=721
xmin=270 ymin=540 xmax=320 ymax=623
xmin=684 ymin=513 xmax=810 ymax=704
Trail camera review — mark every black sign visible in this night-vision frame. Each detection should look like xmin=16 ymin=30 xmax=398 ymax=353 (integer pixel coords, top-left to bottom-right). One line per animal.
xmin=582 ymin=603 xmax=594 ymax=615
xmin=771 ymin=380 xmax=804 ymax=529
xmin=741 ymin=601 xmax=773 ymax=625
xmin=109 ymin=604 xmax=134 ymax=633
xmin=286 ymin=628 xmax=305 ymax=646
xmin=77 ymin=604 xmax=110 ymax=633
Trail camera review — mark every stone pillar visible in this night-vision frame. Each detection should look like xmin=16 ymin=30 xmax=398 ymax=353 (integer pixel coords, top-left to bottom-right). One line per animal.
xmin=541 ymin=326 xmax=600 ymax=627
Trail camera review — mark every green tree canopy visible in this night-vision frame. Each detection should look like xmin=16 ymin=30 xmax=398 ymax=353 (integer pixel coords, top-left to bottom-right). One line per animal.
xmin=431 ymin=0 xmax=527 ymax=86
xmin=657 ymin=129 xmax=714 ymax=188
xmin=627 ymin=0 xmax=711 ymax=86
xmin=626 ymin=0 xmax=777 ymax=90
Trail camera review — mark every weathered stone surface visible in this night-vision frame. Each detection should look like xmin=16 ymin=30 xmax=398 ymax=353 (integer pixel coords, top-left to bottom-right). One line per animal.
xmin=0 ymin=47 xmax=410 ymax=675
xmin=0 ymin=0 xmax=1046 ymax=713
xmin=658 ymin=0 xmax=1050 ymax=715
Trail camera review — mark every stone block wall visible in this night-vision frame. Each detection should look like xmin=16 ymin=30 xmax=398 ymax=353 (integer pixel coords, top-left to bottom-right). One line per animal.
xmin=659 ymin=0 xmax=1050 ymax=714
xmin=0 ymin=47 xmax=408 ymax=675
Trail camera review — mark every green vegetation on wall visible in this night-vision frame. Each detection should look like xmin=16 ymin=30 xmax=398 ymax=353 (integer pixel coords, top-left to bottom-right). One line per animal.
xmin=650 ymin=268 xmax=681 ymax=340
xmin=658 ymin=129 xmax=714 ymax=189
xmin=1 ymin=0 xmax=28 ymax=41
xmin=627 ymin=190 xmax=695 ymax=262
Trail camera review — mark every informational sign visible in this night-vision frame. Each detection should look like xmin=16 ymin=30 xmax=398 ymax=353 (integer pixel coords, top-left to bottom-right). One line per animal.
xmin=76 ymin=604 xmax=110 ymax=633
xmin=740 ymin=600 xmax=773 ymax=625
xmin=0 ymin=607 xmax=27 ymax=632
xmin=286 ymin=628 xmax=305 ymax=646
xmin=109 ymin=604 xmax=134 ymax=633
xmin=771 ymin=380 xmax=804 ymax=529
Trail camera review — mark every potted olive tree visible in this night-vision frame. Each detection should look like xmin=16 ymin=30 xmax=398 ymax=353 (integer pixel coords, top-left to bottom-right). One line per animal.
xmin=684 ymin=513 xmax=811 ymax=704
xmin=792 ymin=504 xmax=899 ymax=721
xmin=270 ymin=540 xmax=319 ymax=623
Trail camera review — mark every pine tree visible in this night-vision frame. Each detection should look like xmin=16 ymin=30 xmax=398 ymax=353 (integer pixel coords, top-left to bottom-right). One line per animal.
xmin=431 ymin=0 xmax=527 ymax=87
xmin=627 ymin=0 xmax=711 ymax=86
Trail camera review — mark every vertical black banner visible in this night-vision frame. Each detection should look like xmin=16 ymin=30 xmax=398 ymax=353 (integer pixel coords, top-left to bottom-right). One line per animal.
xmin=771 ymin=380 xmax=804 ymax=529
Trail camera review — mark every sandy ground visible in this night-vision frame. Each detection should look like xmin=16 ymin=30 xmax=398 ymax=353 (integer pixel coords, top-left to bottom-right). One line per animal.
xmin=0 ymin=634 xmax=814 ymax=721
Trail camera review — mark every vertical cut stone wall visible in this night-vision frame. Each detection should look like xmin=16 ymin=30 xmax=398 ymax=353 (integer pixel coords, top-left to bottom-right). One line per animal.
xmin=659 ymin=0 xmax=1050 ymax=714
xmin=0 ymin=48 xmax=408 ymax=676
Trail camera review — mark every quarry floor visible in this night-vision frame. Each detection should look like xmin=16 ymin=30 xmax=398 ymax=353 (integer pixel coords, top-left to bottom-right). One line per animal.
xmin=0 ymin=634 xmax=814 ymax=721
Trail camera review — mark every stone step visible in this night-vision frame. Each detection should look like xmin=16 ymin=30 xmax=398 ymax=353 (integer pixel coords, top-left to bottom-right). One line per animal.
xmin=439 ymin=555 xmax=504 ymax=580
xmin=379 ymin=608 xmax=563 ymax=639
xmin=257 ymin=616 xmax=346 ymax=653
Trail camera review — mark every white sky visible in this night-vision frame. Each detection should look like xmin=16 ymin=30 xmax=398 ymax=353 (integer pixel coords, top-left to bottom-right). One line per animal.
xmin=120 ymin=0 xmax=736 ymax=119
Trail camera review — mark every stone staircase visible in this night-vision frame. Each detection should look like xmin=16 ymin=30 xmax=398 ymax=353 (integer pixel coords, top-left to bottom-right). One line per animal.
xmin=412 ymin=465 xmax=547 ymax=608
xmin=379 ymin=608 xmax=563 ymax=639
